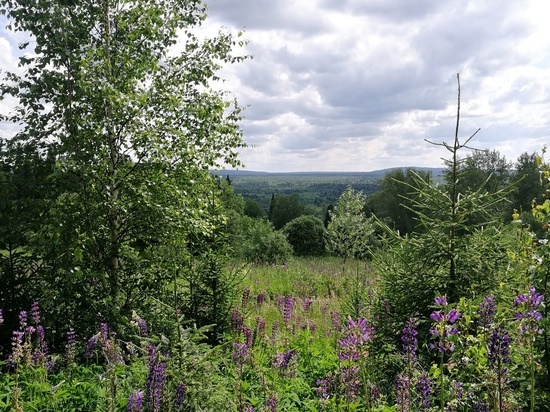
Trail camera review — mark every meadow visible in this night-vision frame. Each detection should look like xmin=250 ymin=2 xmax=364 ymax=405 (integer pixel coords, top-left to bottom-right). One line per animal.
xmin=0 ymin=256 xmax=547 ymax=411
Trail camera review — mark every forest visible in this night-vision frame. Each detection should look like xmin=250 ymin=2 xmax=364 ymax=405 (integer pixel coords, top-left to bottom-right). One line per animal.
xmin=1 ymin=1 xmax=550 ymax=411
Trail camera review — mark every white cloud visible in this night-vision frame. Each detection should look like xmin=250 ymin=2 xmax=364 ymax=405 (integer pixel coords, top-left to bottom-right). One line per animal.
xmin=1 ymin=2 xmax=549 ymax=171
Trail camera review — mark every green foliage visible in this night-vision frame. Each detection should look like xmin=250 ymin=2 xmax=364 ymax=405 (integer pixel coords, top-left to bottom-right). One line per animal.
xmin=235 ymin=217 xmax=293 ymax=265
xmin=367 ymin=168 xmax=432 ymax=235
xmin=374 ymin=75 xmax=519 ymax=362
xmin=0 ymin=0 xmax=247 ymax=338
xmin=327 ymin=186 xmax=375 ymax=261
xmin=243 ymin=198 xmax=264 ymax=218
xmin=269 ymin=194 xmax=306 ymax=230
xmin=283 ymin=215 xmax=327 ymax=257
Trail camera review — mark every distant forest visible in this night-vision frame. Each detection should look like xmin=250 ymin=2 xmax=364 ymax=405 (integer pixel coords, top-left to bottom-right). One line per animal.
xmin=214 ymin=168 xmax=444 ymax=212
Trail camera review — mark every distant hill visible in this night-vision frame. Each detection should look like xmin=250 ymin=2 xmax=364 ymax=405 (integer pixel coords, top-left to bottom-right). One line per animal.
xmin=212 ymin=167 xmax=444 ymax=178
xmin=212 ymin=167 xmax=444 ymax=213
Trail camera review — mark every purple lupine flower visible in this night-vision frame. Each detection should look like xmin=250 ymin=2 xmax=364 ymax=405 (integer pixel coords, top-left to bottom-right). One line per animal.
xmin=66 ymin=328 xmax=77 ymax=365
xmin=127 ymin=389 xmax=144 ymax=412
xmin=254 ymin=316 xmax=266 ymax=343
xmin=31 ymin=301 xmax=41 ymax=325
xmin=434 ymin=296 xmax=448 ymax=306
xmin=232 ymin=343 xmax=249 ymax=366
xmin=514 ymin=286 xmax=545 ymax=334
xmin=316 ymin=374 xmax=336 ymax=400
xmin=429 ymin=296 xmax=461 ymax=353
xmin=472 ymin=400 xmax=489 ymax=412
xmin=266 ymin=394 xmax=277 ymax=412
xmin=415 ymin=373 xmax=431 ymax=411
xmin=9 ymin=330 xmax=25 ymax=366
xmin=85 ymin=335 xmax=98 ymax=358
xmin=330 ymin=310 xmax=341 ymax=330
xmin=489 ymin=326 xmax=511 ymax=371
xmin=338 ymin=317 xmax=374 ymax=361
xmin=243 ymin=405 xmax=254 ymax=412
xmin=303 ymin=297 xmax=314 ymax=312
xmin=32 ymin=325 xmax=48 ymax=366
xmin=241 ymin=287 xmax=251 ymax=308
xmin=283 ymin=296 xmax=294 ymax=324
xmin=137 ymin=317 xmax=148 ymax=337
xmin=478 ymin=295 xmax=496 ymax=329
xmin=230 ymin=308 xmax=244 ymax=333
xmin=99 ymin=323 xmax=109 ymax=341
xmin=19 ymin=310 xmax=28 ymax=329
xmin=243 ymin=326 xmax=252 ymax=348
xmin=340 ymin=365 xmax=361 ymax=401
xmin=146 ymin=354 xmax=166 ymax=412
xmin=0 ymin=308 xmax=3 ymax=324
xmin=271 ymin=321 xmax=279 ymax=344
xmin=396 ymin=372 xmax=410 ymax=412
xmin=256 ymin=290 xmax=266 ymax=307
xmin=173 ymin=383 xmax=186 ymax=410
xmin=272 ymin=350 xmax=297 ymax=377
xmin=401 ymin=318 xmax=418 ymax=362
xmin=450 ymin=380 xmax=464 ymax=399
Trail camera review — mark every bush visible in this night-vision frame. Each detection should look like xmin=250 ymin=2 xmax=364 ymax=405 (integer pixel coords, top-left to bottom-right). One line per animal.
xmin=235 ymin=217 xmax=293 ymax=264
xmin=283 ymin=215 xmax=326 ymax=256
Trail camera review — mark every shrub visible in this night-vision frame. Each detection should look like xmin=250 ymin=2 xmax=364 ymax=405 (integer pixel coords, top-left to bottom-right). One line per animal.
xmin=235 ymin=217 xmax=293 ymax=264
xmin=283 ymin=215 xmax=326 ymax=257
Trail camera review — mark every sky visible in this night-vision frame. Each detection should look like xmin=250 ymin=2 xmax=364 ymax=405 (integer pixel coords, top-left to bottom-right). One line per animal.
xmin=1 ymin=1 xmax=549 ymax=173
xmin=200 ymin=0 xmax=550 ymax=172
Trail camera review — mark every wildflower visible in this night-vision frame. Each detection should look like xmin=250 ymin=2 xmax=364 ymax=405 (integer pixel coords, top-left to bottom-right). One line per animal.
xmin=338 ymin=317 xmax=374 ymax=361
xmin=330 ymin=310 xmax=341 ymax=330
xmin=18 ymin=310 xmax=28 ymax=329
xmin=272 ymin=350 xmax=297 ymax=377
xmin=283 ymin=296 xmax=294 ymax=324
xmin=135 ymin=317 xmax=148 ymax=337
xmin=173 ymin=383 xmax=186 ymax=410
xmin=396 ymin=372 xmax=410 ymax=412
xmin=32 ymin=325 xmax=48 ymax=366
xmin=66 ymin=328 xmax=77 ymax=365
xmin=9 ymin=330 xmax=25 ymax=366
xmin=253 ymin=316 xmax=266 ymax=344
xmin=241 ymin=287 xmax=251 ymax=308
xmin=230 ymin=308 xmax=244 ymax=333
xmin=478 ymin=295 xmax=496 ymax=329
xmin=256 ymin=290 xmax=266 ymax=307
xmin=243 ymin=405 xmax=254 ymax=412
xmin=340 ymin=365 xmax=361 ymax=401
xmin=488 ymin=326 xmax=511 ymax=372
xmin=0 ymin=308 xmax=3 ymax=324
xmin=31 ymin=301 xmax=41 ymax=325
xmin=401 ymin=318 xmax=418 ymax=362
xmin=415 ymin=373 xmax=431 ymax=412
xmin=100 ymin=322 xmax=109 ymax=341
xmin=243 ymin=326 xmax=252 ymax=348
xmin=85 ymin=335 xmax=98 ymax=358
xmin=127 ymin=389 xmax=144 ymax=412
xmin=514 ymin=286 xmax=545 ymax=334
xmin=429 ymin=296 xmax=461 ymax=353
xmin=232 ymin=343 xmax=249 ymax=366
xmin=303 ymin=297 xmax=313 ymax=312
xmin=472 ymin=399 xmax=489 ymax=412
xmin=146 ymin=347 xmax=166 ymax=412
xmin=265 ymin=394 xmax=277 ymax=412
xmin=271 ymin=321 xmax=279 ymax=344
xmin=316 ymin=374 xmax=336 ymax=401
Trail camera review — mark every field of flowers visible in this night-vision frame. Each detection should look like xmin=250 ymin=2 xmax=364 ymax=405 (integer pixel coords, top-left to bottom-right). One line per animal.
xmin=0 ymin=257 xmax=547 ymax=411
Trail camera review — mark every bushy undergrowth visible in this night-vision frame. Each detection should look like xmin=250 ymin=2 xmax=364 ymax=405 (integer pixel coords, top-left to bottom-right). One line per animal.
xmin=1 ymin=256 xmax=549 ymax=411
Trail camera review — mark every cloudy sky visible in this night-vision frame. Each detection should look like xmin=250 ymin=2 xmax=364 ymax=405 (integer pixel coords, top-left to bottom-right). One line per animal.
xmin=201 ymin=0 xmax=550 ymax=172
xmin=1 ymin=1 xmax=549 ymax=172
